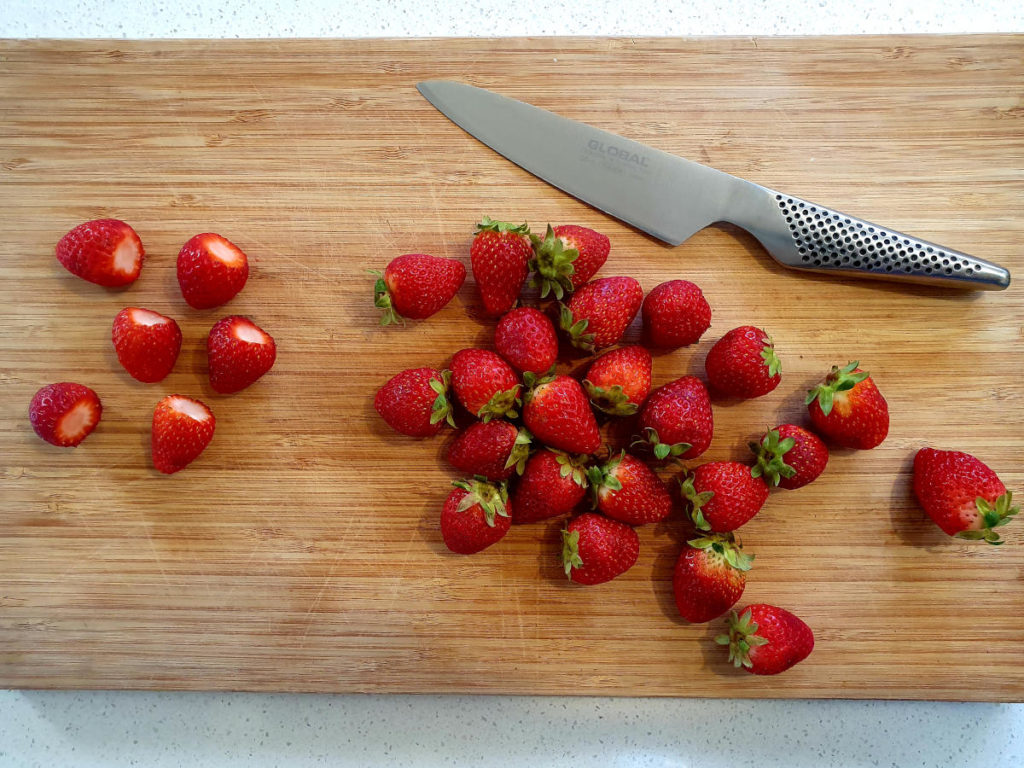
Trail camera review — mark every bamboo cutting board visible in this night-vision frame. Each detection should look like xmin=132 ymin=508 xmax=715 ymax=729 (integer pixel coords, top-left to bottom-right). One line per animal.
xmin=1 ymin=37 xmax=1022 ymax=701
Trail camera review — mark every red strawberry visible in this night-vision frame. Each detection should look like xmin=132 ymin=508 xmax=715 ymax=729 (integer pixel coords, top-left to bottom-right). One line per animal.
xmin=561 ymin=512 xmax=639 ymax=585
xmin=450 ymin=348 xmax=521 ymax=421
xmin=447 ymin=421 xmax=531 ymax=482
xmin=913 ymin=448 xmax=1018 ymax=544
xmin=28 ymin=382 xmax=102 ymax=447
xmin=55 ymin=219 xmax=144 ymax=287
xmin=151 ymin=394 xmax=215 ymax=474
xmin=494 ymin=307 xmax=558 ymax=375
xmin=583 ymin=345 xmax=652 ymax=416
xmin=717 ymin=604 xmax=814 ymax=675
xmin=522 ymin=372 xmax=601 ymax=455
xmin=673 ymin=533 xmax=753 ymax=624
xmin=374 ymin=367 xmax=454 ymax=437
xmin=510 ymin=449 xmax=589 ymax=524
xmin=529 ymin=224 xmax=610 ymax=298
xmin=207 ymin=316 xmax=277 ymax=394
xmin=441 ymin=477 xmax=511 ymax=554
xmin=679 ymin=462 xmax=769 ymax=532
xmin=806 ymin=361 xmax=888 ymax=449
xmin=470 ymin=218 xmax=533 ymax=316
xmin=636 ymin=376 xmax=713 ymax=461
xmin=705 ymin=326 xmax=781 ymax=399
xmin=373 ymin=253 xmax=465 ymax=325
xmin=641 ymin=279 xmax=711 ymax=348
xmin=587 ymin=452 xmax=672 ymax=526
xmin=177 ymin=233 xmax=249 ymax=309
xmin=750 ymin=424 xmax=828 ymax=490
xmin=560 ymin=276 xmax=643 ymax=352
xmin=111 ymin=307 xmax=182 ymax=383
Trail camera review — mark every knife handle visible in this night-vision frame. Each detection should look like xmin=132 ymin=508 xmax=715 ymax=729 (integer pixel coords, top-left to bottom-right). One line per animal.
xmin=731 ymin=185 xmax=1011 ymax=290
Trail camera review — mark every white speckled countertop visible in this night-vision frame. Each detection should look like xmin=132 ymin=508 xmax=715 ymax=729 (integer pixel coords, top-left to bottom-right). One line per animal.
xmin=2 ymin=2 xmax=1023 ymax=766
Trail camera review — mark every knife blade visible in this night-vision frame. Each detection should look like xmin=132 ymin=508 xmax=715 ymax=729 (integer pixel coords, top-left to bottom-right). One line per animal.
xmin=417 ymin=80 xmax=1010 ymax=291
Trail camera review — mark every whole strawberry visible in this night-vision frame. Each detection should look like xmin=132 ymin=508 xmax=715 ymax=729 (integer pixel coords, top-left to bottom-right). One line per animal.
xmin=750 ymin=424 xmax=828 ymax=490
xmin=716 ymin=604 xmax=814 ymax=675
xmin=529 ymin=224 xmax=610 ymax=299
xmin=151 ymin=394 xmax=215 ymax=474
xmin=636 ymin=375 xmax=713 ymax=461
xmin=673 ymin=533 xmax=753 ymax=624
xmin=587 ymin=452 xmax=672 ymax=526
xmin=913 ymin=448 xmax=1018 ymax=544
xmin=441 ymin=477 xmax=511 ymax=554
xmin=679 ymin=462 xmax=769 ymax=532
xmin=374 ymin=367 xmax=454 ymax=437
xmin=806 ymin=361 xmax=888 ymax=449
xmin=583 ymin=345 xmax=652 ymax=416
xmin=447 ymin=421 xmax=531 ymax=482
xmin=112 ymin=307 xmax=182 ymax=383
xmin=705 ymin=326 xmax=781 ymax=399
xmin=494 ymin=307 xmax=558 ymax=375
xmin=561 ymin=512 xmax=639 ymax=585
xmin=56 ymin=219 xmax=144 ymax=287
xmin=510 ymin=449 xmax=588 ymax=524
xmin=207 ymin=316 xmax=277 ymax=394
xmin=641 ymin=279 xmax=711 ymax=348
xmin=28 ymin=382 xmax=102 ymax=447
xmin=522 ymin=371 xmax=601 ymax=455
xmin=373 ymin=253 xmax=466 ymax=325
xmin=470 ymin=217 xmax=533 ymax=316
xmin=177 ymin=233 xmax=249 ymax=309
xmin=450 ymin=348 xmax=521 ymax=421
xmin=559 ymin=276 xmax=643 ymax=352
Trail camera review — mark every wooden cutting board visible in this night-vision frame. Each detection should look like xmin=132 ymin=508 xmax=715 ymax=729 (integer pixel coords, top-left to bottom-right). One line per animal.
xmin=1 ymin=37 xmax=1022 ymax=701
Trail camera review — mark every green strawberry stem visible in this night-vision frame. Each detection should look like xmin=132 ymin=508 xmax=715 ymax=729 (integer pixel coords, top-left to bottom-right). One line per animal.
xmin=370 ymin=270 xmax=403 ymax=327
xmin=558 ymin=303 xmax=596 ymax=353
xmin=561 ymin=528 xmax=584 ymax=578
xmin=805 ymin=360 xmax=869 ymax=416
xmin=452 ymin=475 xmax=510 ymax=527
xmin=678 ymin=471 xmax=715 ymax=531
xmin=477 ymin=385 xmax=521 ymax=422
xmin=688 ymin=532 xmax=754 ymax=572
xmin=476 ymin=217 xmax=530 ymax=235
xmin=584 ymin=379 xmax=638 ymax=417
xmin=955 ymin=492 xmax=1019 ymax=545
xmin=503 ymin=427 xmax=533 ymax=475
xmin=749 ymin=429 xmax=797 ymax=487
xmin=529 ymin=224 xmax=578 ymax=301
xmin=715 ymin=608 xmax=770 ymax=669
xmin=635 ymin=426 xmax=691 ymax=463
xmin=428 ymin=370 xmax=456 ymax=429
xmin=760 ymin=333 xmax=781 ymax=377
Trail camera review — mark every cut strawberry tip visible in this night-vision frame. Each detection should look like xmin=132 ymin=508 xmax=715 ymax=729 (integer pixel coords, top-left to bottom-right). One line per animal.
xmin=56 ymin=400 xmax=101 ymax=443
xmin=232 ymin=319 xmax=270 ymax=344
xmin=169 ymin=396 xmax=212 ymax=422
xmin=129 ymin=307 xmax=170 ymax=326
xmin=203 ymin=235 xmax=246 ymax=266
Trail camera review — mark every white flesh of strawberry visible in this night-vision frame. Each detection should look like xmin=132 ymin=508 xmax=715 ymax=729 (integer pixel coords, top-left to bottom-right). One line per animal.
xmin=233 ymin=320 xmax=268 ymax=344
xmin=169 ymin=396 xmax=211 ymax=422
xmin=112 ymin=238 xmax=141 ymax=275
xmin=207 ymin=237 xmax=243 ymax=266
xmin=58 ymin=400 xmax=98 ymax=440
xmin=130 ymin=308 xmax=168 ymax=327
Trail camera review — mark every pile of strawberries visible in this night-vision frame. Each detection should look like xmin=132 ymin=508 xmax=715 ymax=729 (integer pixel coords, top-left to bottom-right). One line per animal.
xmin=28 ymin=219 xmax=277 ymax=473
xmin=374 ymin=217 xmax=1018 ymax=675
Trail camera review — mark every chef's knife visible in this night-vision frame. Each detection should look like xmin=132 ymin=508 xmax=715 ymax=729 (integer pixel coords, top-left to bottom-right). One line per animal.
xmin=417 ymin=80 xmax=1010 ymax=291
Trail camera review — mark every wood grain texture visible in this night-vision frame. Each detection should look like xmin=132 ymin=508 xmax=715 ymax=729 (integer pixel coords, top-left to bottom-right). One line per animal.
xmin=0 ymin=36 xmax=1022 ymax=701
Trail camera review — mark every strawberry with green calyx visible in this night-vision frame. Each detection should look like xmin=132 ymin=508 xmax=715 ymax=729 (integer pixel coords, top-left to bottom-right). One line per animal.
xmin=529 ymin=224 xmax=610 ymax=299
xmin=587 ymin=451 xmax=673 ymax=526
xmin=635 ymin=375 xmax=713 ymax=461
xmin=374 ymin=367 xmax=454 ymax=437
xmin=679 ymin=461 xmax=769 ymax=532
xmin=561 ymin=512 xmax=639 ymax=585
xmin=559 ymin=276 xmax=643 ymax=353
xmin=471 ymin=217 xmax=533 ymax=316
xmin=510 ymin=448 xmax=589 ymax=524
xmin=521 ymin=370 xmax=601 ymax=455
xmin=705 ymin=326 xmax=782 ymax=399
xmin=805 ymin=361 xmax=888 ymax=449
xmin=447 ymin=421 xmax=532 ymax=482
xmin=716 ymin=604 xmax=814 ymax=675
xmin=450 ymin=348 xmax=521 ymax=422
xmin=750 ymin=424 xmax=828 ymax=490
xmin=673 ymin=532 xmax=753 ymax=624
xmin=583 ymin=345 xmax=652 ymax=417
xmin=372 ymin=253 xmax=466 ymax=326
xmin=913 ymin=448 xmax=1018 ymax=544
xmin=441 ymin=476 xmax=511 ymax=554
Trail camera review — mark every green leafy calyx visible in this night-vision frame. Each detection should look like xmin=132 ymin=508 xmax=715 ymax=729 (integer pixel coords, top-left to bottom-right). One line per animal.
xmin=715 ymin=608 xmax=770 ymax=669
xmin=760 ymin=333 xmax=781 ymax=378
xmin=529 ymin=224 xmax=578 ymax=301
xmin=476 ymin=385 xmax=521 ymax=422
xmin=688 ymin=532 xmax=754 ymax=572
xmin=452 ymin=475 xmax=510 ymax=527
xmin=586 ymin=452 xmax=624 ymax=508
xmin=678 ymin=471 xmax=715 ymax=532
xmin=636 ymin=426 xmax=691 ymax=463
xmin=805 ymin=360 xmax=869 ymax=416
xmin=371 ymin=269 xmax=403 ymax=327
xmin=955 ymin=492 xmax=1018 ymax=545
xmin=428 ymin=370 xmax=456 ymax=428
xmin=503 ymin=427 xmax=533 ymax=475
xmin=476 ymin=217 xmax=530 ymax=235
xmin=749 ymin=428 xmax=797 ymax=487
xmin=584 ymin=378 xmax=638 ymax=417
xmin=553 ymin=450 xmax=590 ymax=488
xmin=561 ymin=528 xmax=584 ymax=578
xmin=558 ymin=303 xmax=596 ymax=353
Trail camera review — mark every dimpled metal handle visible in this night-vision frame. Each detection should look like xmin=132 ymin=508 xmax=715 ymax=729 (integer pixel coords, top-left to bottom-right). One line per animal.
xmin=729 ymin=183 xmax=1011 ymax=290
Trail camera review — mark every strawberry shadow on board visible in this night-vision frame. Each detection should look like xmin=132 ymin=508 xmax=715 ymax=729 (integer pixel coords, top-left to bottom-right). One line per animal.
xmin=888 ymin=448 xmax=950 ymax=550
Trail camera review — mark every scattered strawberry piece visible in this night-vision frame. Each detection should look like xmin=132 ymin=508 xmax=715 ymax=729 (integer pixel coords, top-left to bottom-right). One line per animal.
xmin=750 ymin=425 xmax=828 ymax=490
xmin=679 ymin=461 xmax=769 ymax=532
xmin=559 ymin=276 xmax=643 ymax=352
xmin=674 ymin=533 xmax=753 ymax=624
xmin=111 ymin=307 xmax=182 ymax=383
xmin=583 ymin=345 xmax=652 ymax=416
xmin=705 ymin=326 xmax=781 ymax=399
xmin=151 ymin=394 xmax=215 ymax=474
xmin=509 ymin=449 xmax=589 ymax=524
xmin=373 ymin=253 xmax=465 ymax=325
xmin=441 ymin=477 xmax=511 ymax=554
xmin=529 ymin=224 xmax=610 ymax=298
xmin=561 ymin=512 xmax=639 ymax=585
xmin=641 ymin=279 xmax=711 ymax=348
xmin=450 ymin=348 xmax=521 ymax=421
xmin=28 ymin=382 xmax=102 ymax=447
xmin=806 ymin=361 xmax=888 ymax=449
xmin=375 ymin=367 xmax=454 ymax=437
xmin=177 ymin=233 xmax=250 ymax=309
xmin=55 ymin=219 xmax=144 ymax=287
xmin=913 ymin=448 xmax=1018 ymax=544
xmin=470 ymin=218 xmax=533 ymax=316
xmin=716 ymin=604 xmax=814 ymax=675
xmin=494 ymin=307 xmax=558 ymax=375
xmin=207 ymin=316 xmax=277 ymax=394
xmin=636 ymin=375 xmax=713 ymax=461
xmin=588 ymin=452 xmax=673 ymax=526
xmin=522 ymin=371 xmax=601 ymax=455
xmin=447 ymin=421 xmax=531 ymax=482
